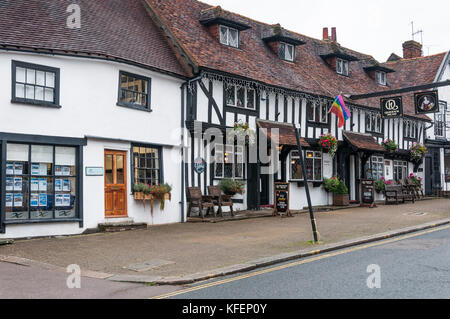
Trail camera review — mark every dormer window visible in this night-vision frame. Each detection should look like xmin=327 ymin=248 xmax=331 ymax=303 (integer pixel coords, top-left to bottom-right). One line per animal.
xmin=219 ymin=25 xmax=239 ymax=48
xmin=279 ymin=42 xmax=294 ymax=62
xmin=336 ymin=58 xmax=349 ymax=76
xmin=376 ymin=71 xmax=387 ymax=85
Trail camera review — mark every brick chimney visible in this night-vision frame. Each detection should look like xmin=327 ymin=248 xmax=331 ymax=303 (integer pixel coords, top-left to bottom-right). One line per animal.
xmin=402 ymin=40 xmax=422 ymax=59
xmin=331 ymin=27 xmax=337 ymax=42
xmin=323 ymin=27 xmax=329 ymax=40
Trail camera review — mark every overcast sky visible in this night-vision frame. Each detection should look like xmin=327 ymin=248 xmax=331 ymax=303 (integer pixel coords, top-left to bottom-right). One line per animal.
xmin=203 ymin=0 xmax=450 ymax=62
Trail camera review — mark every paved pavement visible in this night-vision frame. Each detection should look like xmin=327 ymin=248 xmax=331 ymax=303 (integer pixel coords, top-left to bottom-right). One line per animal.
xmin=0 ymin=198 xmax=449 ymax=281
xmin=163 ymin=225 xmax=450 ymax=299
xmin=0 ymin=261 xmax=179 ymax=299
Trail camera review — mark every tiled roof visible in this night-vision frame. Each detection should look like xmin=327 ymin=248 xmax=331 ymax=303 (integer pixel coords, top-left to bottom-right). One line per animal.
xmin=0 ymin=0 xmax=189 ymax=78
xmin=343 ymin=132 xmax=385 ymax=152
xmin=256 ymin=120 xmax=310 ymax=147
xmin=145 ymin=0 xmax=447 ymax=120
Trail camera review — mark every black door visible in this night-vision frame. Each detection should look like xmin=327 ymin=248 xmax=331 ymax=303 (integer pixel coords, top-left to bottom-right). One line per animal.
xmin=247 ymin=163 xmax=260 ymax=210
xmin=425 ymin=156 xmax=433 ymax=195
xmin=260 ymin=171 xmax=270 ymax=206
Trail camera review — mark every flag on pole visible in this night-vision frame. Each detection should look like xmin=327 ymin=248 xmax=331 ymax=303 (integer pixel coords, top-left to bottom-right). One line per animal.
xmin=329 ymin=95 xmax=351 ymax=128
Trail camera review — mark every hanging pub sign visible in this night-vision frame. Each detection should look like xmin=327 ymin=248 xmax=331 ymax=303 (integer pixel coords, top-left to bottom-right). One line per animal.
xmin=193 ymin=157 xmax=206 ymax=174
xmin=415 ymin=90 xmax=439 ymax=114
xmin=273 ymin=182 xmax=292 ymax=217
xmin=380 ymin=96 xmax=403 ymax=118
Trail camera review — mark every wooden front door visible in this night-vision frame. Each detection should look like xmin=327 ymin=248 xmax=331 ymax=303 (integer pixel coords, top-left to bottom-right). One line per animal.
xmin=104 ymin=150 xmax=127 ymax=217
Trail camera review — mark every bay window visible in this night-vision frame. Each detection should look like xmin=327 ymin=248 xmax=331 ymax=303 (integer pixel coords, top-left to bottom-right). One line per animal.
xmin=290 ymin=150 xmax=322 ymax=182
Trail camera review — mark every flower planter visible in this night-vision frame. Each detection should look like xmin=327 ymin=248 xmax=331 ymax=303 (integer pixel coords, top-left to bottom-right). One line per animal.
xmin=333 ymin=194 xmax=349 ymax=206
xmin=133 ymin=192 xmax=171 ymax=215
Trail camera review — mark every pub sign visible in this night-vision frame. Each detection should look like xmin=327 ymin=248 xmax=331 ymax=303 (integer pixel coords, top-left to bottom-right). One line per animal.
xmin=415 ymin=90 xmax=439 ymax=114
xmin=381 ymin=96 xmax=403 ymax=118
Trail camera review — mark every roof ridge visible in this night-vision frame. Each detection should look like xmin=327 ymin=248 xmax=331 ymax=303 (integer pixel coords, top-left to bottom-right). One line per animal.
xmin=385 ymin=52 xmax=447 ymax=64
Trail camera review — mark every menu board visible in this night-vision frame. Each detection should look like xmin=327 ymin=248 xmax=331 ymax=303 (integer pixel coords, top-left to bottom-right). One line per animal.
xmin=360 ymin=179 xmax=375 ymax=207
xmin=273 ymin=182 xmax=292 ymax=217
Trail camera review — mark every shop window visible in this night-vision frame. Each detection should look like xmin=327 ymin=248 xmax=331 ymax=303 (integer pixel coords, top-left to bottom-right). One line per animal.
xmin=214 ymin=144 xmax=244 ymax=179
xmin=366 ymin=156 xmax=384 ymax=180
xmin=290 ymin=150 xmax=322 ymax=182
xmin=118 ymin=71 xmax=151 ymax=111
xmin=225 ymin=84 xmax=255 ymax=109
xmin=5 ymin=143 xmax=78 ymax=221
xmin=393 ymin=160 xmax=408 ymax=181
xmin=366 ymin=112 xmax=383 ymax=134
xmin=12 ymin=60 xmax=60 ymax=107
xmin=132 ymin=145 xmax=162 ymax=186
xmin=307 ymin=101 xmax=328 ymax=124
xmin=219 ymin=25 xmax=239 ymax=48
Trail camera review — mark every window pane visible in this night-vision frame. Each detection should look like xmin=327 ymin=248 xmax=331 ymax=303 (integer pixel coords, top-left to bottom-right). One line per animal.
xmin=224 ymin=163 xmax=233 ymax=178
xmin=5 ymin=177 xmax=30 ymax=221
xmin=237 ymin=87 xmax=245 ymax=108
xmin=305 ymin=158 xmax=314 ymax=180
xmin=35 ymin=86 xmax=44 ymax=101
xmin=15 ymin=83 xmax=25 ymax=98
xmin=105 ymin=155 xmax=113 ymax=184
xmin=16 ymin=67 xmax=26 ymax=83
xmin=336 ymin=60 xmax=342 ymax=73
xmin=26 ymin=69 xmax=35 ymax=84
xmin=44 ymin=88 xmax=54 ymax=102
xmin=247 ymin=89 xmax=255 ymax=109
xmin=26 ymin=85 xmax=34 ymax=99
xmin=219 ymin=26 xmax=228 ymax=45
xmin=36 ymin=71 xmax=45 ymax=86
xmin=225 ymin=85 xmax=235 ymax=105
xmin=31 ymin=145 xmax=53 ymax=176
xmin=314 ymin=159 xmax=322 ymax=181
xmin=116 ymin=155 xmax=124 ymax=184
xmin=307 ymin=102 xmax=315 ymax=121
xmin=314 ymin=102 xmax=320 ymax=123
xmin=229 ymin=28 xmax=238 ymax=47
xmin=279 ymin=43 xmax=286 ymax=59
xmin=343 ymin=61 xmax=349 ymax=75
xmin=286 ymin=44 xmax=294 ymax=61
xmin=46 ymin=72 xmax=55 ymax=88
xmin=321 ymin=103 xmax=328 ymax=123
xmin=291 ymin=158 xmax=303 ymax=180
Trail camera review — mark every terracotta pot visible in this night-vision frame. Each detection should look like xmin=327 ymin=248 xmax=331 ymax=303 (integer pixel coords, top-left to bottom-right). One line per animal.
xmin=333 ymin=194 xmax=349 ymax=206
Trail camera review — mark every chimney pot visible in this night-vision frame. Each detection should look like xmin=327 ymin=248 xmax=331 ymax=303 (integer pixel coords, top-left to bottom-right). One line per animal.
xmin=323 ymin=27 xmax=329 ymax=40
xmin=331 ymin=27 xmax=337 ymax=42
xmin=402 ymin=40 xmax=422 ymax=59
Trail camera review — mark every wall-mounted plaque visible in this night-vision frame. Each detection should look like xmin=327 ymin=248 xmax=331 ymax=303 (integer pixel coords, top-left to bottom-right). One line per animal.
xmin=85 ymin=167 xmax=103 ymax=176
xmin=381 ymin=96 xmax=403 ymax=118
xmin=415 ymin=90 xmax=439 ymax=114
xmin=194 ymin=157 xmax=206 ymax=174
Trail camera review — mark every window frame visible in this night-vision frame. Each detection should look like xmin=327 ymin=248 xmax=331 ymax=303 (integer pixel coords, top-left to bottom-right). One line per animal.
xmin=336 ymin=58 xmax=349 ymax=76
xmin=279 ymin=42 xmax=295 ymax=62
xmin=219 ymin=25 xmax=240 ymax=48
xmin=11 ymin=60 xmax=61 ymax=108
xmin=375 ymin=71 xmax=387 ymax=86
xmin=434 ymin=112 xmax=445 ymax=138
xmin=307 ymin=101 xmax=329 ymax=124
xmin=404 ymin=119 xmax=418 ymax=139
xmin=365 ymin=112 xmax=383 ymax=134
xmin=367 ymin=156 xmax=385 ymax=180
xmin=224 ymin=84 xmax=256 ymax=110
xmin=290 ymin=150 xmax=323 ymax=182
xmin=213 ymin=144 xmax=245 ymax=180
xmin=117 ymin=71 xmax=152 ymax=112
xmin=393 ymin=160 xmax=408 ymax=181
xmin=0 ymin=133 xmax=85 ymax=231
xmin=130 ymin=143 xmax=164 ymax=191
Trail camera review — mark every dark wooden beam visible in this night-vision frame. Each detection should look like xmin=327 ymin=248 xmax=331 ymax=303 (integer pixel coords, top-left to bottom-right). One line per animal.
xmin=349 ymin=80 xmax=450 ymax=100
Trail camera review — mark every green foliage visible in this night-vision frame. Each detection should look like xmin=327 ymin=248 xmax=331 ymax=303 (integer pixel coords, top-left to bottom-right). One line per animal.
xmin=323 ymin=177 xmax=348 ymax=195
xmin=219 ymin=179 xmax=245 ymax=195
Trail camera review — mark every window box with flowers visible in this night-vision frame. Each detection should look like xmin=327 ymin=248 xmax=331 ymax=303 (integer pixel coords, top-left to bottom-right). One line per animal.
xmin=381 ymin=139 xmax=398 ymax=153
xmin=318 ymin=133 xmax=338 ymax=159
xmin=323 ymin=177 xmax=349 ymax=206
xmin=133 ymin=183 xmax=172 ymax=215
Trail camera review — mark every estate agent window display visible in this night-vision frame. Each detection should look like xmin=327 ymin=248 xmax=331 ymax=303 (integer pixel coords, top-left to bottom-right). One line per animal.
xmin=4 ymin=143 xmax=78 ymax=222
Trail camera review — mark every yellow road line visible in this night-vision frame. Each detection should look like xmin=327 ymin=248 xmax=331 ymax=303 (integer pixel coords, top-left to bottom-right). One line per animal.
xmin=151 ymin=224 xmax=450 ymax=299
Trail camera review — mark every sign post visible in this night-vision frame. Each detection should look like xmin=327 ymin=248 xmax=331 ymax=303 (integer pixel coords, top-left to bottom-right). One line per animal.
xmin=273 ymin=182 xmax=291 ymax=217
xmin=293 ymin=124 xmax=319 ymax=243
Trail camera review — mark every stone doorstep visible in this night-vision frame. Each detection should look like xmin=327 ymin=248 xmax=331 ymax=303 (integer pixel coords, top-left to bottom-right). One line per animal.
xmin=107 ymin=218 xmax=450 ymax=286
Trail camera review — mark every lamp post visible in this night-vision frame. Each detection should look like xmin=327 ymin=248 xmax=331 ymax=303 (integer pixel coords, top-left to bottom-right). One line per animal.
xmin=293 ymin=124 xmax=319 ymax=243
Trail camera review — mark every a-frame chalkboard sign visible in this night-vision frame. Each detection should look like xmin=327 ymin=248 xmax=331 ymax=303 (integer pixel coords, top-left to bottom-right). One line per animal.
xmin=273 ymin=182 xmax=292 ymax=217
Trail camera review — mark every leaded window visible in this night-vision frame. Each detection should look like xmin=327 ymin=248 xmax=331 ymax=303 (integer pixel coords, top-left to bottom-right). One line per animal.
xmin=375 ymin=71 xmax=387 ymax=85
xmin=132 ymin=145 xmax=161 ymax=186
xmin=5 ymin=143 xmax=78 ymax=221
xmin=290 ymin=150 xmax=322 ymax=182
xmin=119 ymin=71 xmax=151 ymax=111
xmin=219 ymin=25 xmax=239 ymax=48
xmin=434 ymin=113 xmax=444 ymax=137
xmin=225 ymin=84 xmax=255 ymax=109
xmin=214 ymin=144 xmax=244 ymax=179
xmin=12 ymin=61 xmax=59 ymax=107
xmin=336 ymin=58 xmax=349 ymax=76
xmin=366 ymin=112 xmax=383 ymax=134
xmin=404 ymin=120 xmax=418 ymax=139
xmin=367 ymin=156 xmax=384 ymax=180
xmin=307 ymin=101 xmax=328 ymax=124
xmin=393 ymin=160 xmax=408 ymax=181
xmin=279 ymin=42 xmax=294 ymax=62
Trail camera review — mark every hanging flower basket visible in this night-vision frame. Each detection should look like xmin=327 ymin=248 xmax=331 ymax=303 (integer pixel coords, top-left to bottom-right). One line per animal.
xmin=318 ymin=133 xmax=338 ymax=158
xmin=381 ymin=139 xmax=398 ymax=153
xmin=410 ymin=143 xmax=427 ymax=163
xmin=133 ymin=183 xmax=172 ymax=215
xmin=227 ymin=120 xmax=256 ymax=146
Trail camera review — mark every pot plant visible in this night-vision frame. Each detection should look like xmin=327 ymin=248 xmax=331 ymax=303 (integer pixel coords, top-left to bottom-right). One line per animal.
xmin=318 ymin=133 xmax=338 ymax=158
xmin=218 ymin=179 xmax=245 ymax=196
xmin=381 ymin=139 xmax=398 ymax=153
xmin=375 ymin=178 xmax=392 ymax=194
xmin=324 ymin=177 xmax=349 ymax=206
xmin=410 ymin=143 xmax=427 ymax=164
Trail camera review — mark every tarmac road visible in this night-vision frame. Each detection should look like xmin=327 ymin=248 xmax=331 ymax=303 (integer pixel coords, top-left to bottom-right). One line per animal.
xmin=158 ymin=225 xmax=450 ymax=299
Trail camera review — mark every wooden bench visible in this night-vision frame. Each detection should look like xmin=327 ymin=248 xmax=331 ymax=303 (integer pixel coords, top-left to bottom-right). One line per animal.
xmin=384 ymin=184 xmax=415 ymax=205
xmin=187 ymin=187 xmax=215 ymax=219
xmin=208 ymin=186 xmax=234 ymax=217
